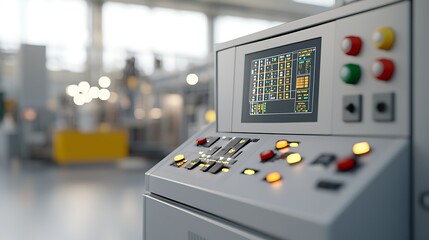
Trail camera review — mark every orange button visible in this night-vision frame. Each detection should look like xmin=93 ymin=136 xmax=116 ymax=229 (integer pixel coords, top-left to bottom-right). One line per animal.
xmin=265 ymin=172 xmax=282 ymax=183
xmin=275 ymin=140 xmax=288 ymax=149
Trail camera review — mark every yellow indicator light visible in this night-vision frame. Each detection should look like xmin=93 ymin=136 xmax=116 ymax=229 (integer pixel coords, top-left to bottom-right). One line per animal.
xmin=177 ymin=160 xmax=186 ymax=167
xmin=289 ymin=142 xmax=299 ymax=147
xmin=228 ymin=149 xmax=236 ymax=153
xmin=199 ymin=163 xmax=205 ymax=167
xmin=239 ymin=139 xmax=246 ymax=144
xmin=221 ymin=168 xmax=229 ymax=173
xmin=286 ymin=153 xmax=302 ymax=164
xmin=353 ymin=142 xmax=371 ymax=155
xmin=173 ymin=154 xmax=185 ymax=162
xmin=373 ymin=27 xmax=395 ymax=50
xmin=243 ymin=169 xmax=256 ymax=175
xmin=265 ymin=172 xmax=282 ymax=183
xmin=275 ymin=140 xmax=288 ymax=149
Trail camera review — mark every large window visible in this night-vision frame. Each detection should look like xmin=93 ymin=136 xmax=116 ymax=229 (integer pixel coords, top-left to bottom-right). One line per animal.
xmin=103 ymin=2 xmax=208 ymax=74
xmin=214 ymin=16 xmax=283 ymax=44
xmin=0 ymin=0 xmax=88 ymax=72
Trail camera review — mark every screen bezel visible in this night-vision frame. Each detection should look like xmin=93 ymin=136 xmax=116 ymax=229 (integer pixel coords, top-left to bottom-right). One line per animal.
xmin=230 ymin=23 xmax=335 ymax=135
xmin=241 ymin=37 xmax=321 ymax=123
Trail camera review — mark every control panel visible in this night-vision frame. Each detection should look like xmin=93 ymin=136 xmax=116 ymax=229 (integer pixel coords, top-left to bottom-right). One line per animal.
xmin=144 ymin=1 xmax=416 ymax=240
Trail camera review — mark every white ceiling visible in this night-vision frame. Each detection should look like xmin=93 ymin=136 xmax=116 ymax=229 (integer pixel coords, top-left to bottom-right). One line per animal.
xmin=105 ymin=0 xmax=341 ymax=22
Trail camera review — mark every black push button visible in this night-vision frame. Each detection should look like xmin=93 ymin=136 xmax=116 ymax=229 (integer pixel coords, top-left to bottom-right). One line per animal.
xmin=224 ymin=138 xmax=250 ymax=158
xmin=317 ymin=180 xmax=343 ymax=191
xmin=185 ymin=159 xmax=201 ymax=170
xmin=202 ymin=137 xmax=220 ymax=148
xmin=208 ymin=162 xmax=224 ymax=174
xmin=312 ymin=154 xmax=336 ymax=167
xmin=205 ymin=146 xmax=221 ymax=156
xmin=200 ymin=161 xmax=216 ymax=172
xmin=213 ymin=149 xmax=228 ymax=158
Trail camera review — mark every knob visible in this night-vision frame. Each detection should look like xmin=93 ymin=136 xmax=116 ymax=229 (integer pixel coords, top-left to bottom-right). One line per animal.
xmin=372 ymin=58 xmax=394 ymax=81
xmin=373 ymin=27 xmax=395 ymax=50
xmin=342 ymin=36 xmax=362 ymax=56
xmin=340 ymin=64 xmax=361 ymax=85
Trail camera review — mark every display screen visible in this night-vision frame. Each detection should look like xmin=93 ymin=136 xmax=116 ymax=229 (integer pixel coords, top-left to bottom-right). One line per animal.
xmin=241 ymin=38 xmax=321 ymax=123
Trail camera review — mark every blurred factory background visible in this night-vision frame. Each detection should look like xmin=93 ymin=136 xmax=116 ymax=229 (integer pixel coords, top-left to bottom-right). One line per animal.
xmin=0 ymin=0 xmax=341 ymax=239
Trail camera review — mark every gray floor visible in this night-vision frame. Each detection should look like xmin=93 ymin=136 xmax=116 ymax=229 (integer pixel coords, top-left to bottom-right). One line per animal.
xmin=0 ymin=158 xmax=157 ymax=240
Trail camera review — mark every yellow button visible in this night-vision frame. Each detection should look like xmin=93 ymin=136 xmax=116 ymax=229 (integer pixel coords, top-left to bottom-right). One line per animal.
xmin=174 ymin=154 xmax=185 ymax=162
xmin=373 ymin=27 xmax=395 ymax=50
xmin=353 ymin=142 xmax=371 ymax=155
xmin=275 ymin=140 xmax=288 ymax=149
xmin=286 ymin=153 xmax=302 ymax=164
xmin=265 ymin=172 xmax=282 ymax=183
xmin=289 ymin=142 xmax=299 ymax=148
xmin=243 ymin=169 xmax=256 ymax=175
xmin=221 ymin=168 xmax=229 ymax=173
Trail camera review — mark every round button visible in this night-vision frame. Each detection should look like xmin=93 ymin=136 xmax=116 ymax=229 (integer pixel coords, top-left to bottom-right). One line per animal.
xmin=265 ymin=172 xmax=282 ymax=183
xmin=337 ymin=156 xmax=357 ymax=172
xmin=373 ymin=27 xmax=395 ymax=50
xmin=196 ymin=137 xmax=207 ymax=145
xmin=260 ymin=150 xmax=275 ymax=162
xmin=275 ymin=140 xmax=288 ymax=150
xmin=340 ymin=64 xmax=361 ymax=85
xmin=174 ymin=154 xmax=185 ymax=162
xmin=342 ymin=36 xmax=362 ymax=56
xmin=372 ymin=58 xmax=394 ymax=81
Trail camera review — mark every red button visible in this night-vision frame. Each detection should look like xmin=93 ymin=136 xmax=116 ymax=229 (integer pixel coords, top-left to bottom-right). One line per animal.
xmin=337 ymin=156 xmax=357 ymax=172
xmin=196 ymin=138 xmax=207 ymax=145
xmin=260 ymin=150 xmax=275 ymax=162
xmin=372 ymin=58 xmax=394 ymax=81
xmin=342 ymin=36 xmax=362 ymax=56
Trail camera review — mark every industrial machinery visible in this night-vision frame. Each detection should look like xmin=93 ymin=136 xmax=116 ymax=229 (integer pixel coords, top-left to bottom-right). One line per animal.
xmin=144 ymin=0 xmax=429 ymax=239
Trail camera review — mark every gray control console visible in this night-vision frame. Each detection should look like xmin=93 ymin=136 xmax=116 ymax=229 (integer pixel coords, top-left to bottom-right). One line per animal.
xmin=143 ymin=1 xmax=427 ymax=239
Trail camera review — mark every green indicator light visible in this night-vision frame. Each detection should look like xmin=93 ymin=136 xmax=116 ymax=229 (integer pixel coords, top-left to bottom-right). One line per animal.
xmin=340 ymin=64 xmax=361 ymax=85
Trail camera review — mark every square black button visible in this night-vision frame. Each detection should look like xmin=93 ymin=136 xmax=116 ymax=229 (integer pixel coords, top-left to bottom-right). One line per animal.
xmin=312 ymin=154 xmax=336 ymax=167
